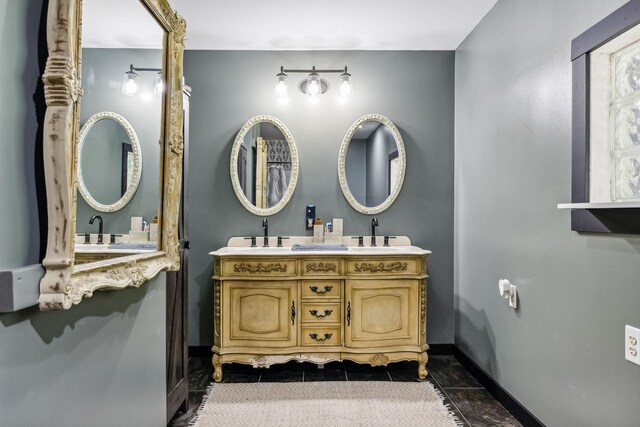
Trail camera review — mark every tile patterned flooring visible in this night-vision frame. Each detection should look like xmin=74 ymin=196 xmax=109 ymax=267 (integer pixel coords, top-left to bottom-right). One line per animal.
xmin=168 ymin=355 xmax=522 ymax=427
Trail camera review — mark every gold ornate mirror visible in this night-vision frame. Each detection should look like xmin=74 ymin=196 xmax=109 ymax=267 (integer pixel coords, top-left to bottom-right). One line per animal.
xmin=39 ymin=0 xmax=186 ymax=310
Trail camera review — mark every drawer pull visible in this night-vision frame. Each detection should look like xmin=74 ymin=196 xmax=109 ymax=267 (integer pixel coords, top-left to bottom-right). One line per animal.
xmin=309 ymin=285 xmax=333 ymax=294
xmin=309 ymin=309 xmax=333 ymax=318
xmin=309 ymin=333 xmax=333 ymax=342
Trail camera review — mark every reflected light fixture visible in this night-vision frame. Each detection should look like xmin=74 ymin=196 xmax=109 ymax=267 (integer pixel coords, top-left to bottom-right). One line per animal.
xmin=274 ymin=65 xmax=352 ymax=100
xmin=123 ymin=64 xmax=163 ymax=97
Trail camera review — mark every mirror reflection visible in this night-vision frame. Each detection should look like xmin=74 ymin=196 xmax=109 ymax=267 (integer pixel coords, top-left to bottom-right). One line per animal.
xmin=75 ymin=0 xmax=165 ymax=259
xmin=239 ymin=123 xmax=291 ymax=208
xmin=345 ymin=121 xmax=402 ymax=207
xmin=231 ymin=117 xmax=298 ymax=215
xmin=78 ymin=112 xmax=141 ymax=209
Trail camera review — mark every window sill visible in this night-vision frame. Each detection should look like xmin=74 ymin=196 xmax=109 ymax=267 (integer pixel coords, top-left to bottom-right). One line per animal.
xmin=557 ymin=201 xmax=640 ymax=209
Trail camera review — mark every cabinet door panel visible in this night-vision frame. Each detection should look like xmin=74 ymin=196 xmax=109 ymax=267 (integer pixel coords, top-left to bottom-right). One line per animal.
xmin=345 ymin=280 xmax=419 ymax=348
xmin=222 ymin=282 xmax=297 ymax=348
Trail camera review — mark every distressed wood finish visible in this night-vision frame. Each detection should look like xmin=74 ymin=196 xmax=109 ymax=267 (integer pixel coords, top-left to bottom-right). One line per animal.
xmin=39 ymin=0 xmax=186 ymax=309
xmin=211 ymin=253 xmax=429 ymax=382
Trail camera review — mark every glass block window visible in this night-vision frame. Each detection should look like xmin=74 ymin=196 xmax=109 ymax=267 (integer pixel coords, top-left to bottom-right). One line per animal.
xmin=611 ymin=42 xmax=640 ymax=200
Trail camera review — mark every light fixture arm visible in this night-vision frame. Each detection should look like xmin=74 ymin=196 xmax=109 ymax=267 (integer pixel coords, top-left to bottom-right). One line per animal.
xmin=280 ymin=66 xmax=348 ymax=74
xmin=129 ymin=64 xmax=162 ymax=73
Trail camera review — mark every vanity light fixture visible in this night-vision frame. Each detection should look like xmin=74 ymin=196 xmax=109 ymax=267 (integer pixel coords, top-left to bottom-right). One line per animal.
xmin=122 ymin=64 xmax=164 ymax=97
xmin=275 ymin=65 xmax=352 ymax=100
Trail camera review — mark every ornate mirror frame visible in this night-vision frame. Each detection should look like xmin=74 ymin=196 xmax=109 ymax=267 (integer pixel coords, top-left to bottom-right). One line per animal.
xmin=39 ymin=0 xmax=186 ymax=310
xmin=229 ymin=115 xmax=299 ymax=216
xmin=77 ymin=111 xmax=143 ymax=213
xmin=337 ymin=114 xmax=406 ymax=215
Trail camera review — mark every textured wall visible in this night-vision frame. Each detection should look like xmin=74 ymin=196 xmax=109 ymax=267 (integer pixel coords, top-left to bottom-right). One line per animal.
xmin=184 ymin=50 xmax=455 ymax=345
xmin=455 ymin=1 xmax=640 ymax=426
xmin=0 ymin=3 xmax=168 ymax=425
xmin=77 ymin=48 xmax=163 ymax=235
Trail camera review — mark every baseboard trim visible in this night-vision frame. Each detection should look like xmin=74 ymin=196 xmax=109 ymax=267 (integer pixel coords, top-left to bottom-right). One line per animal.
xmin=453 ymin=347 xmax=545 ymax=427
xmin=428 ymin=343 xmax=454 ymax=355
xmin=189 ymin=346 xmax=213 ymax=358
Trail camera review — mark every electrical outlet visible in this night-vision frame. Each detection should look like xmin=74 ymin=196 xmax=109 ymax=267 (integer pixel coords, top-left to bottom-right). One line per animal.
xmin=626 ymin=325 xmax=640 ymax=365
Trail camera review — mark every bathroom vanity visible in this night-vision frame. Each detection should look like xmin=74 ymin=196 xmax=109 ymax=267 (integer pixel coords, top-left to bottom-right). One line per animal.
xmin=209 ymin=238 xmax=431 ymax=382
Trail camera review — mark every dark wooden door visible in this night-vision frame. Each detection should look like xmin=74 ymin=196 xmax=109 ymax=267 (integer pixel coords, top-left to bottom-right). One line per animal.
xmin=166 ymin=88 xmax=191 ymax=422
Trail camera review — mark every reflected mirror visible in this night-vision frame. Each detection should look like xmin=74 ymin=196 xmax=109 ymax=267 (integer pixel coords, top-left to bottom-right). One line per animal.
xmin=230 ymin=116 xmax=299 ymax=216
xmin=77 ymin=112 xmax=142 ymax=211
xmin=338 ymin=114 xmax=406 ymax=214
xmin=75 ymin=0 xmax=165 ymax=260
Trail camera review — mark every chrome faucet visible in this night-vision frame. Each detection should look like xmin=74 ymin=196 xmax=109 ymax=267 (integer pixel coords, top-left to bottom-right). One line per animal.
xmin=371 ymin=217 xmax=379 ymax=246
xmin=89 ymin=215 xmax=104 ymax=244
xmin=262 ymin=218 xmax=269 ymax=247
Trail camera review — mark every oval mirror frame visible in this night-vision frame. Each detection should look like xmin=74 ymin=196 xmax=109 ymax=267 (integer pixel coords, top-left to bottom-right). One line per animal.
xmin=338 ymin=114 xmax=406 ymax=215
xmin=77 ymin=111 xmax=142 ymax=213
xmin=230 ymin=115 xmax=299 ymax=216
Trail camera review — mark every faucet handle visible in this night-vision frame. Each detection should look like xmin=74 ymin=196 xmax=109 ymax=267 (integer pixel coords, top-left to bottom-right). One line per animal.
xmin=244 ymin=236 xmax=257 ymax=247
xmin=277 ymin=236 xmax=289 ymax=247
xmin=84 ymin=233 xmax=90 ymax=244
xmin=383 ymin=236 xmax=396 ymax=247
xmin=351 ymin=236 xmax=364 ymax=247
xmin=110 ymin=234 xmax=123 ymax=244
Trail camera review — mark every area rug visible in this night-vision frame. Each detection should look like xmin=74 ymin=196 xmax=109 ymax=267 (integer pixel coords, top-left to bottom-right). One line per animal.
xmin=189 ymin=381 xmax=462 ymax=427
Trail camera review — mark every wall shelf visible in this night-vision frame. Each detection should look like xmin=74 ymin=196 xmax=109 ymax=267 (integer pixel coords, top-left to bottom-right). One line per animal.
xmin=557 ymin=201 xmax=640 ymax=209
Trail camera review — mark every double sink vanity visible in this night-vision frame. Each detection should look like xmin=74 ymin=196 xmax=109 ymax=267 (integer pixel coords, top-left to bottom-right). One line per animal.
xmin=209 ymin=235 xmax=431 ymax=381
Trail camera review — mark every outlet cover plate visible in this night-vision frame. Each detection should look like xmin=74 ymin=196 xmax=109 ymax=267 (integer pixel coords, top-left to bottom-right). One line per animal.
xmin=625 ymin=325 xmax=640 ymax=365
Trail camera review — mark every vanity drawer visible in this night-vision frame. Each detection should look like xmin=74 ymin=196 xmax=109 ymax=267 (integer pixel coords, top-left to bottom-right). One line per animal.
xmin=302 ymin=259 xmax=341 ymax=276
xmin=301 ymin=302 xmax=341 ymax=323
xmin=301 ymin=326 xmax=341 ymax=346
xmin=221 ymin=258 xmax=297 ymax=277
xmin=301 ymin=280 xmax=341 ymax=299
xmin=346 ymin=257 xmax=421 ymax=276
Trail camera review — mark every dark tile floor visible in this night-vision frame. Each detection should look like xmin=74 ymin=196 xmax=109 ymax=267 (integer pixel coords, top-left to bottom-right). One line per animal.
xmin=168 ymin=355 xmax=522 ymax=427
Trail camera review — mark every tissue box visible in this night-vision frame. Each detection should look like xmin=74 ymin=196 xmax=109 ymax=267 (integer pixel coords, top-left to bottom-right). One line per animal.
xmin=129 ymin=230 xmax=149 ymax=243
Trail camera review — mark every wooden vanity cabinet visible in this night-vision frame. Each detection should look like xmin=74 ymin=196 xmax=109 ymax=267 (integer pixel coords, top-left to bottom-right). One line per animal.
xmin=211 ymin=254 xmax=429 ymax=382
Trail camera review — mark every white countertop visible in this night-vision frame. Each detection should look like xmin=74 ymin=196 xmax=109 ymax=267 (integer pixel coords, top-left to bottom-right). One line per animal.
xmin=209 ymin=245 xmax=431 ymax=257
xmin=75 ymin=243 xmax=157 ymax=254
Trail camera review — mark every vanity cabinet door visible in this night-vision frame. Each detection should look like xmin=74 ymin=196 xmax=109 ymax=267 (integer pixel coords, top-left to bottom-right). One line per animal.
xmin=345 ymin=279 xmax=419 ymax=348
xmin=222 ymin=281 xmax=297 ymax=348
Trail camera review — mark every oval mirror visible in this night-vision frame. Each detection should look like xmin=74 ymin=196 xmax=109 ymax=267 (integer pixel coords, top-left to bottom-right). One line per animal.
xmin=77 ymin=111 xmax=142 ymax=212
xmin=230 ymin=116 xmax=299 ymax=216
xmin=338 ymin=114 xmax=406 ymax=214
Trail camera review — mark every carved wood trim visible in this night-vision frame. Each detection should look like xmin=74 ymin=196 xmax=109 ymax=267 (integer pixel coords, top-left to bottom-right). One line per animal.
xmin=39 ymin=0 xmax=186 ymax=309
xmin=214 ymin=280 xmax=221 ymax=338
xmin=354 ymin=262 xmax=408 ymax=273
xmin=305 ymin=262 xmax=337 ymax=273
xmin=370 ymin=353 xmax=389 ymax=366
xmin=233 ymin=263 xmax=288 ymax=274
xmin=420 ymin=279 xmax=426 ymax=336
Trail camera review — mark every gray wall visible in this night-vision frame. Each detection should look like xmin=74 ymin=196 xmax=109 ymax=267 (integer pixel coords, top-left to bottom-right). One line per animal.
xmin=455 ymin=1 xmax=640 ymax=426
xmin=0 ymin=3 xmax=168 ymax=425
xmin=185 ymin=50 xmax=455 ymax=346
xmin=366 ymin=125 xmax=396 ymax=207
xmin=345 ymin=139 xmax=367 ymax=204
xmin=77 ymin=48 xmax=163 ymax=235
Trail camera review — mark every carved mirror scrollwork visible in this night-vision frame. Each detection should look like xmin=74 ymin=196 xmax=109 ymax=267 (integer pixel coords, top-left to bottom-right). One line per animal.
xmin=338 ymin=114 xmax=406 ymax=214
xmin=77 ymin=112 xmax=142 ymax=213
xmin=39 ymin=0 xmax=186 ymax=310
xmin=230 ymin=115 xmax=299 ymax=216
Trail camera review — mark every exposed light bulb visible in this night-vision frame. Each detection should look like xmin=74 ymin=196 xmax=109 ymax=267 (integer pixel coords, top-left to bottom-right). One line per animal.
xmin=275 ymin=69 xmax=289 ymax=99
xmin=306 ymin=71 xmax=322 ymax=100
xmin=122 ymin=70 xmax=139 ymax=96
xmin=338 ymin=69 xmax=352 ymax=100
xmin=153 ymin=72 xmax=164 ymax=95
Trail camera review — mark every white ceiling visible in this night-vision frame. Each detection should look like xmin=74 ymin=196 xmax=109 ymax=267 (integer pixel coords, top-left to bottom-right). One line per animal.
xmin=84 ymin=0 xmax=497 ymax=50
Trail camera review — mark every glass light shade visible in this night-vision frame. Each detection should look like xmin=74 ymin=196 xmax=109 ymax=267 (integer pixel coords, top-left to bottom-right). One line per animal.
xmin=153 ymin=72 xmax=164 ymax=95
xmin=306 ymin=72 xmax=322 ymax=99
xmin=275 ymin=73 xmax=289 ymax=99
xmin=122 ymin=71 xmax=139 ymax=96
xmin=338 ymin=72 xmax=353 ymax=100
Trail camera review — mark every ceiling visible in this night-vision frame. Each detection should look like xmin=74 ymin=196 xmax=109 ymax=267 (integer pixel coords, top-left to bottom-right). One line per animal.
xmin=84 ymin=0 xmax=497 ymax=50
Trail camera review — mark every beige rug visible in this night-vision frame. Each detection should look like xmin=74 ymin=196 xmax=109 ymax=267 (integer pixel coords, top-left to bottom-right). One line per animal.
xmin=190 ymin=381 xmax=462 ymax=427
